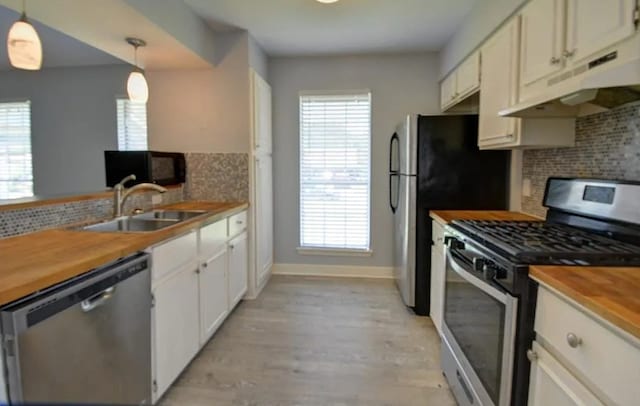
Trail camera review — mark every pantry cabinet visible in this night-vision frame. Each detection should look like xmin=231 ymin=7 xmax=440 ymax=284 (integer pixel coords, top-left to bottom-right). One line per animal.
xmin=565 ymin=0 xmax=637 ymax=65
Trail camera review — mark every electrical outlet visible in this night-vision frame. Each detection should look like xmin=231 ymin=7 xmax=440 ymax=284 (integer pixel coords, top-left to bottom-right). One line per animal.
xmin=152 ymin=194 xmax=163 ymax=205
xmin=522 ymin=178 xmax=532 ymax=197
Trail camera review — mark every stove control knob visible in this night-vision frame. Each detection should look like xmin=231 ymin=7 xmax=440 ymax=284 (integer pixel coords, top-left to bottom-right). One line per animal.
xmin=483 ymin=264 xmax=497 ymax=280
xmin=472 ymin=258 xmax=486 ymax=272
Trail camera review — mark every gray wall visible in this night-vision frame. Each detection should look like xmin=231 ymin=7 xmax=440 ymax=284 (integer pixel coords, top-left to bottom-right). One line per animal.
xmin=248 ymin=34 xmax=268 ymax=79
xmin=0 ymin=64 xmax=130 ymax=196
xmin=439 ymin=0 xmax=526 ymax=77
xmin=270 ymin=53 xmax=440 ymax=268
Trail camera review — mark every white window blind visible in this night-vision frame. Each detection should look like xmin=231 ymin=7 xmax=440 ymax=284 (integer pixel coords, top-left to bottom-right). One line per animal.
xmin=299 ymin=92 xmax=371 ymax=251
xmin=0 ymin=101 xmax=33 ymax=199
xmin=116 ymin=99 xmax=148 ymax=150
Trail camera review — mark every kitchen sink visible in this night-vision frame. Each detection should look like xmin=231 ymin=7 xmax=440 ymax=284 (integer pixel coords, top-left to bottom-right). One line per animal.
xmin=77 ymin=210 xmax=209 ymax=233
xmin=80 ymin=218 xmax=178 ymax=232
xmin=132 ymin=210 xmax=208 ymax=222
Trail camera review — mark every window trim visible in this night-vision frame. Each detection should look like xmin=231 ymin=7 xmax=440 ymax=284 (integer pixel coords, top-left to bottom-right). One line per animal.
xmin=297 ymin=89 xmax=373 ymax=256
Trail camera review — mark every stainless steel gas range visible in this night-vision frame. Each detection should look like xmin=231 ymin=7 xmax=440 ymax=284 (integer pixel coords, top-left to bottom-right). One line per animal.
xmin=440 ymin=178 xmax=640 ymax=406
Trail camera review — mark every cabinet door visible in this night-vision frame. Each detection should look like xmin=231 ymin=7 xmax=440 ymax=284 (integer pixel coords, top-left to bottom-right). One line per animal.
xmin=255 ymin=155 xmax=273 ymax=285
xmin=429 ymin=247 xmax=445 ymax=334
xmin=440 ymin=73 xmax=457 ymax=110
xmin=528 ymin=341 xmax=604 ymax=406
xmin=153 ymin=262 xmax=200 ymax=400
xmin=565 ymin=0 xmax=637 ymax=64
xmin=251 ymin=70 xmax=272 ymax=154
xmin=0 ymin=347 xmax=6 ymax=404
xmin=520 ymin=0 xmax=566 ymax=87
xmin=455 ymin=52 xmax=480 ymax=98
xmin=228 ymin=232 xmax=248 ymax=308
xmin=199 ymin=247 xmax=228 ymax=345
xmin=479 ymin=18 xmax=520 ymax=147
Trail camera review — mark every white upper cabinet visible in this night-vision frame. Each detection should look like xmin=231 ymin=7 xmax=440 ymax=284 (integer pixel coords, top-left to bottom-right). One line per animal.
xmin=565 ymin=0 xmax=637 ymax=65
xmin=520 ymin=0 xmax=566 ymax=88
xmin=440 ymin=51 xmax=480 ymax=112
xmin=479 ymin=18 xmax=520 ymax=147
xmin=455 ymin=52 xmax=480 ymax=99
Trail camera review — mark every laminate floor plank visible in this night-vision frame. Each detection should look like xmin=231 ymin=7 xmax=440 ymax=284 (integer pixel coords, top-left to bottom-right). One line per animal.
xmin=160 ymin=275 xmax=455 ymax=406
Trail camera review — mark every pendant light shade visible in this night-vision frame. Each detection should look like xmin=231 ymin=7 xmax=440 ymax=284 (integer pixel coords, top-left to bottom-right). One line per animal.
xmin=7 ymin=13 xmax=42 ymax=71
xmin=127 ymin=69 xmax=149 ymax=103
xmin=125 ymin=38 xmax=148 ymax=103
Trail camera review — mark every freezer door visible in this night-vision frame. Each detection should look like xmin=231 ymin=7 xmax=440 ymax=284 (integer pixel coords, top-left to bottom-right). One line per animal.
xmin=396 ymin=115 xmax=418 ymax=176
xmin=393 ymin=174 xmax=416 ymax=307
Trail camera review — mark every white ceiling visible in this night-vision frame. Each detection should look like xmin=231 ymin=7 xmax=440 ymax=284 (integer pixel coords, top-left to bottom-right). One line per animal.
xmin=184 ymin=0 xmax=478 ymax=56
xmin=0 ymin=5 xmax=124 ymax=71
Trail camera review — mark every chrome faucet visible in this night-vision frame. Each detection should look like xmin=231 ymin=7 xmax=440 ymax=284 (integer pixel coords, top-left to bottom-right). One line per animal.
xmin=113 ymin=174 xmax=167 ymax=217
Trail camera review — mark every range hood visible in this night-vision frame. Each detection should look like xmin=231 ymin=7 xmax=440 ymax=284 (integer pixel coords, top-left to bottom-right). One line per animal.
xmin=501 ymin=47 xmax=640 ymax=118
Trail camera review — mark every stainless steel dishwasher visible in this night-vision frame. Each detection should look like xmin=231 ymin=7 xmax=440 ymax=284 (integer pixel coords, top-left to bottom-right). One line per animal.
xmin=0 ymin=252 xmax=151 ymax=405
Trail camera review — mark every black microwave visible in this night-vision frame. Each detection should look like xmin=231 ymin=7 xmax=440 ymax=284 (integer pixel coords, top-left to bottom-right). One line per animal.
xmin=104 ymin=151 xmax=186 ymax=187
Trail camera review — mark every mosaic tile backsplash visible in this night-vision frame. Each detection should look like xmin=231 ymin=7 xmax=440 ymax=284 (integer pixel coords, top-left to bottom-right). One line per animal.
xmin=522 ymin=101 xmax=640 ymax=217
xmin=0 ymin=186 xmax=184 ymax=238
xmin=184 ymin=153 xmax=249 ymax=202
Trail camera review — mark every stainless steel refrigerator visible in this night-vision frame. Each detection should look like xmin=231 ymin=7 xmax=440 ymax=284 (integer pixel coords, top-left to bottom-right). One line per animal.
xmin=389 ymin=114 xmax=509 ymax=315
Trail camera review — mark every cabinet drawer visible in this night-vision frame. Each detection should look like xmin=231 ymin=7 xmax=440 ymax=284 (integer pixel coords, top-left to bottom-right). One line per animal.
xmin=228 ymin=211 xmax=247 ymax=237
xmin=535 ymin=286 xmax=640 ymax=405
xmin=152 ymin=231 xmax=197 ymax=282
xmin=200 ymin=219 xmax=228 ymax=259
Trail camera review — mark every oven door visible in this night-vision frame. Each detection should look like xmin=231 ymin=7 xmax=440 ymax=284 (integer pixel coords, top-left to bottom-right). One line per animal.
xmin=442 ymin=243 xmax=517 ymax=406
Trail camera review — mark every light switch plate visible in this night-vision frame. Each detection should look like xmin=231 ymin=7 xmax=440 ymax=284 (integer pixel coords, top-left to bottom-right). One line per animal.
xmin=152 ymin=194 xmax=163 ymax=205
xmin=522 ymin=178 xmax=532 ymax=197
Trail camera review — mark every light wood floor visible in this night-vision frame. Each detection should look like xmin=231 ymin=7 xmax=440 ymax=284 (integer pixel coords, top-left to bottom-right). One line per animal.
xmin=160 ymin=275 xmax=456 ymax=406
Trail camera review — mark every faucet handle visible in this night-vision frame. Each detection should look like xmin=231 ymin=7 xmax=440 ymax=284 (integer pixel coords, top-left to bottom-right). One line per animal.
xmin=116 ymin=174 xmax=137 ymax=188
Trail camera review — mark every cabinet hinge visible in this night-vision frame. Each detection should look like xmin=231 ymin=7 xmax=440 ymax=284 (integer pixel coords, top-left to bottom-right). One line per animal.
xmin=635 ymin=2 xmax=640 ymax=29
xmin=151 ymin=294 xmax=155 ymax=308
xmin=153 ymin=380 xmax=158 ymax=393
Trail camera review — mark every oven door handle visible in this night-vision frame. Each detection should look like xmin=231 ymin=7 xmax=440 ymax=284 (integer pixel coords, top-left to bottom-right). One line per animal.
xmin=446 ymin=248 xmax=509 ymax=304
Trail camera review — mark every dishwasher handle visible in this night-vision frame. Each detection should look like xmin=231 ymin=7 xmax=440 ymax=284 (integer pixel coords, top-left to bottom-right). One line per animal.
xmin=81 ymin=286 xmax=116 ymax=312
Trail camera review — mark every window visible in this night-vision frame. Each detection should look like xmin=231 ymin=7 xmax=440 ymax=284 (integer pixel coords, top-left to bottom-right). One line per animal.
xmin=299 ymin=91 xmax=371 ymax=252
xmin=0 ymin=101 xmax=33 ymax=199
xmin=116 ymin=98 xmax=148 ymax=150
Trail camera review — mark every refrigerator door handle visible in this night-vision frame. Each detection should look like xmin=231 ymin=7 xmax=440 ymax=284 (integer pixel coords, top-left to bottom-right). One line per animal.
xmin=389 ymin=173 xmax=399 ymax=213
xmin=389 ymin=133 xmax=399 ymax=174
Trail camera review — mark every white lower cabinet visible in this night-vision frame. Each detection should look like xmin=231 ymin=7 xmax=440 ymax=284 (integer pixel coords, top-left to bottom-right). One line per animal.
xmin=152 ymin=261 xmax=200 ymax=400
xmin=429 ymin=221 xmax=446 ymax=335
xmin=199 ymin=246 xmax=228 ymax=345
xmin=228 ymin=231 xmax=248 ymax=309
xmin=0 ymin=347 xmax=7 ymax=404
xmin=528 ymin=341 xmax=603 ymax=406
xmin=151 ymin=210 xmax=249 ymax=403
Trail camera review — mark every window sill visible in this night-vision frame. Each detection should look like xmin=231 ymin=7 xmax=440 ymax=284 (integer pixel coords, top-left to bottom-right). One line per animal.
xmin=296 ymin=247 xmax=373 ymax=257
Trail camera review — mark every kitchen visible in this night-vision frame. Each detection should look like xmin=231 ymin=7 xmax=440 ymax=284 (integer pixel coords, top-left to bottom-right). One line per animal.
xmin=0 ymin=0 xmax=639 ymax=405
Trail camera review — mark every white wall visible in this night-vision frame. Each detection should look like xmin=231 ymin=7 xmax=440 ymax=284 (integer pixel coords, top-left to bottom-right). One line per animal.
xmin=0 ymin=64 xmax=130 ymax=196
xmin=270 ymin=53 xmax=440 ymax=268
xmin=147 ymin=32 xmax=251 ymax=153
xmin=439 ymin=0 xmax=526 ymax=77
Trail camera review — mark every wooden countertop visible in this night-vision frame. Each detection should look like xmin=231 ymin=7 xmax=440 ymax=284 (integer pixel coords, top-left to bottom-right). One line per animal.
xmin=430 ymin=210 xmax=541 ymax=225
xmin=531 ymin=266 xmax=640 ymax=341
xmin=0 ymin=201 xmax=248 ymax=306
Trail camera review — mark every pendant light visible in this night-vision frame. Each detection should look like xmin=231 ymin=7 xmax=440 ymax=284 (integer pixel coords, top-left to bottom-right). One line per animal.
xmin=126 ymin=37 xmax=149 ymax=103
xmin=7 ymin=0 xmax=42 ymax=70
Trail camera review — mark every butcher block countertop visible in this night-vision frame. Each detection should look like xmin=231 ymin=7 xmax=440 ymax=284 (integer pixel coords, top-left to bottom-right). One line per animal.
xmin=0 ymin=201 xmax=248 ymax=307
xmin=531 ymin=266 xmax=640 ymax=341
xmin=430 ymin=210 xmax=541 ymax=225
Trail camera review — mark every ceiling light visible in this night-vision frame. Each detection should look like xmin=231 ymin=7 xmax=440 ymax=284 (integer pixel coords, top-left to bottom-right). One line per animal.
xmin=316 ymin=0 xmax=340 ymax=3
xmin=7 ymin=0 xmax=42 ymax=70
xmin=126 ymin=37 xmax=149 ymax=104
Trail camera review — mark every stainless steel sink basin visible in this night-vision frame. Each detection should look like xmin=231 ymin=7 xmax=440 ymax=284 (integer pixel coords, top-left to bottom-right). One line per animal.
xmin=132 ymin=210 xmax=208 ymax=222
xmin=80 ymin=218 xmax=178 ymax=233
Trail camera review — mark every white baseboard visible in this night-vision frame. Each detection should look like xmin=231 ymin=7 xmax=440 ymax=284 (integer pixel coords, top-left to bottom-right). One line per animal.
xmin=272 ymin=263 xmax=393 ymax=279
